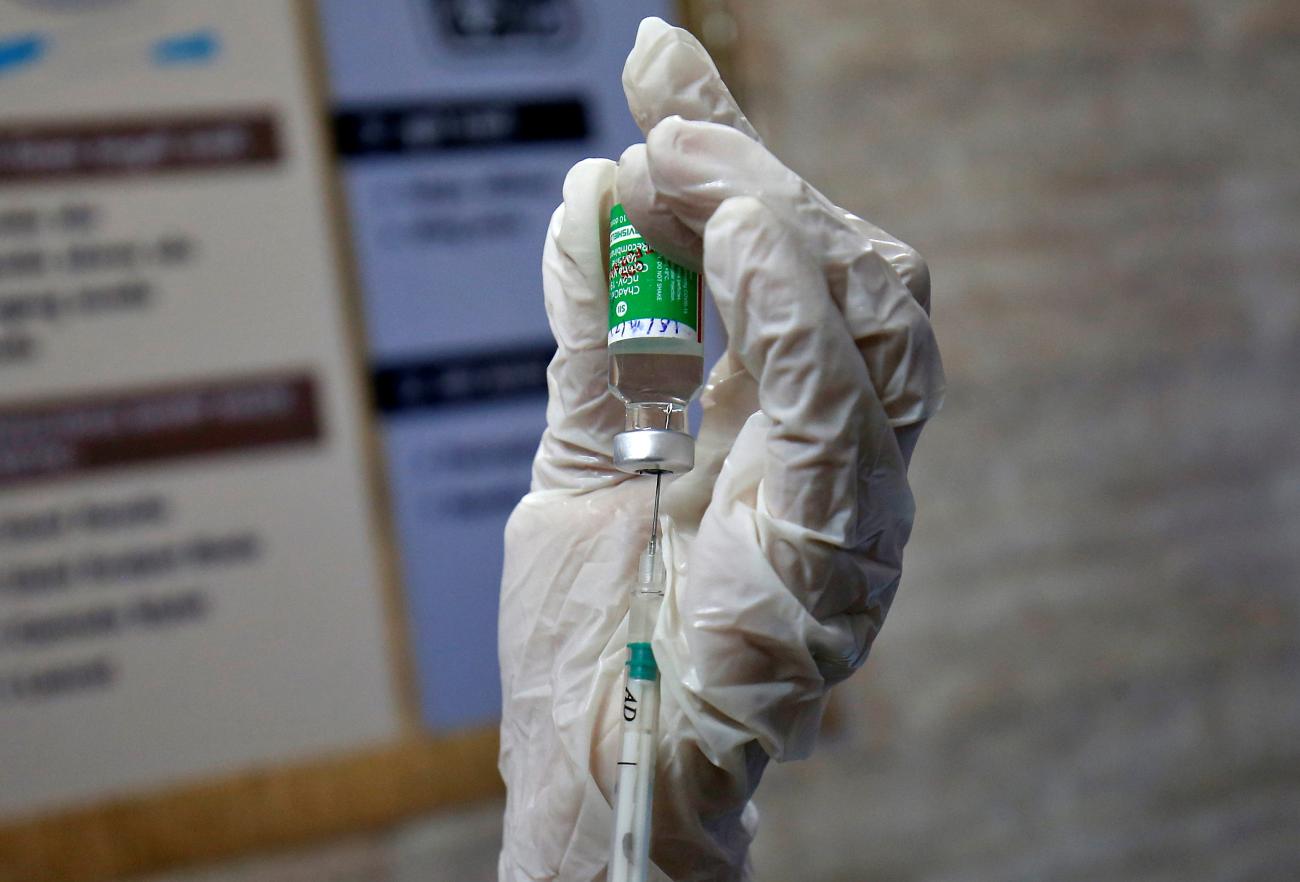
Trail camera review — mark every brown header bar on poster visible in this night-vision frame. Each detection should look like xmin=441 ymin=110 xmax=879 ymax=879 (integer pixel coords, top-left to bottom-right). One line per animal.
xmin=0 ymin=111 xmax=281 ymax=184
xmin=0 ymin=373 xmax=321 ymax=487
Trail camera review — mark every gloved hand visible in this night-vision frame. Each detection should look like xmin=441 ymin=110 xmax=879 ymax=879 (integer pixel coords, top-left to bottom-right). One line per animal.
xmin=498 ymin=17 xmax=945 ymax=882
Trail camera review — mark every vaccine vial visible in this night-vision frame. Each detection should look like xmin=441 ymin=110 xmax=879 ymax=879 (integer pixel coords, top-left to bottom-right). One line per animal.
xmin=607 ymin=203 xmax=702 ymax=473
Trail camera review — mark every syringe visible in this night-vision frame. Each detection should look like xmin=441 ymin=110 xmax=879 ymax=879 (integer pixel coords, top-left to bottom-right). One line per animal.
xmin=609 ymin=471 xmax=667 ymax=882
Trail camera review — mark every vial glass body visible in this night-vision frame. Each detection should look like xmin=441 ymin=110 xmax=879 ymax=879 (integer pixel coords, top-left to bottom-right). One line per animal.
xmin=608 ymin=335 xmax=703 ymax=432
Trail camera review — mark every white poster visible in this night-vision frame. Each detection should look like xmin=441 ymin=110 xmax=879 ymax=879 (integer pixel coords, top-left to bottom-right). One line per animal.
xmin=0 ymin=0 xmax=400 ymax=819
xmin=317 ymin=0 xmax=680 ymax=731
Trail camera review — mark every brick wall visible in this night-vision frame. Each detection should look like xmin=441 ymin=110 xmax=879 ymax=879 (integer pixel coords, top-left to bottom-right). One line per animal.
xmin=736 ymin=2 xmax=1300 ymax=879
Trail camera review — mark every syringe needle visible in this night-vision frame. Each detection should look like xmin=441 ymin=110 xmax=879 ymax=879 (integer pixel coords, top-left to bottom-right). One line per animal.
xmin=646 ymin=407 xmax=670 ymax=559
xmin=648 ymin=470 xmax=663 ymax=558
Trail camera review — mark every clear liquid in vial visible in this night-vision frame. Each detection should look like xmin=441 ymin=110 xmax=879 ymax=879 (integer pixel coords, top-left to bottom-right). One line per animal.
xmin=608 ymin=336 xmax=703 ymax=431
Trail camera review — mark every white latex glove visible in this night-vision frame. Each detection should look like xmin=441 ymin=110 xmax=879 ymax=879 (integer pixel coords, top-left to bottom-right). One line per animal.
xmin=498 ymin=17 xmax=945 ymax=882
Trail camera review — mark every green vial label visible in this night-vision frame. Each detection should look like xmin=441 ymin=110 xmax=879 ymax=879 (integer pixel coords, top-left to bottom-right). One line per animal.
xmin=608 ymin=203 xmax=701 ymax=344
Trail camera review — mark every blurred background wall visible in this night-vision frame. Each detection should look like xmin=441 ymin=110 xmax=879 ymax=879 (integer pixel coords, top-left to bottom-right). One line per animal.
xmin=123 ymin=0 xmax=1300 ymax=879
xmin=738 ymin=2 xmax=1300 ymax=879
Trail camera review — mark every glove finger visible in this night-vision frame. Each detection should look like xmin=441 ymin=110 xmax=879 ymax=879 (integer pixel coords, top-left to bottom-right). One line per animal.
xmin=622 ymin=16 xmax=761 ymax=142
xmin=625 ymin=109 xmax=930 ymax=309
xmin=622 ymin=0 xmax=938 ymax=314
xmin=533 ymin=158 xmax=627 ymax=492
xmin=617 ymin=16 xmax=757 ymax=275
xmin=656 ymin=200 xmax=914 ymax=762
xmin=704 ymin=195 xmax=901 ymax=541
xmin=619 ymin=2 xmax=934 ymax=309
xmin=616 ymin=142 xmax=702 ymax=272
xmin=620 ymin=117 xmax=944 ymax=427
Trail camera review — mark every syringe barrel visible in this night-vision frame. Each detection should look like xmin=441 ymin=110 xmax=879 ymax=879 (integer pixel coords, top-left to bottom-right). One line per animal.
xmin=611 ymin=651 xmax=661 ymax=882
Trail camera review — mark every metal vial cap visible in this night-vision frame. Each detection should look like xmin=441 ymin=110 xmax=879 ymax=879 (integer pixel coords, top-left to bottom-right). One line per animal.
xmin=613 ymin=429 xmax=695 ymax=475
